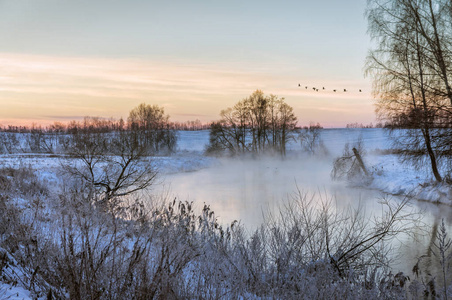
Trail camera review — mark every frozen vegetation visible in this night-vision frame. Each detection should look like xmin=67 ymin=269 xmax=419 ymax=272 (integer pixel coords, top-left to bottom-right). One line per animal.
xmin=0 ymin=127 xmax=451 ymax=299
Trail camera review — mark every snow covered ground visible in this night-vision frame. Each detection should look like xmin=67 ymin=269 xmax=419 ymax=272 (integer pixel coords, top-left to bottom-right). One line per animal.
xmin=0 ymin=284 xmax=33 ymax=300
xmin=0 ymin=128 xmax=451 ymax=299
xmin=319 ymin=129 xmax=452 ymax=204
xmin=1 ymin=129 xmax=450 ymax=205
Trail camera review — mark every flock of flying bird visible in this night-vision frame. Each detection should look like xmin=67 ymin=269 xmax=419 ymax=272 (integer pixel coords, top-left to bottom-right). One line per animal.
xmin=298 ymin=84 xmax=362 ymax=93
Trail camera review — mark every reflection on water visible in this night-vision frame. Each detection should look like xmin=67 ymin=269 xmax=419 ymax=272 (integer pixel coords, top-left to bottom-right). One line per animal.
xmin=157 ymin=154 xmax=452 ymax=276
xmin=160 ymin=155 xmax=393 ymax=227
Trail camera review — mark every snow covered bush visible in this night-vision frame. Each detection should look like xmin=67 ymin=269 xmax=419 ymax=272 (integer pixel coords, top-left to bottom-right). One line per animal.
xmin=31 ymin=193 xmax=214 ymax=299
xmin=0 ymin=167 xmax=56 ymax=298
xmin=331 ymin=137 xmax=372 ymax=183
xmin=410 ymin=218 xmax=452 ymax=299
xmin=171 ymin=189 xmax=420 ymax=299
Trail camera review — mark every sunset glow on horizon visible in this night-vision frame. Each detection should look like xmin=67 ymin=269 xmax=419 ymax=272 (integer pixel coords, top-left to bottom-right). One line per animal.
xmin=0 ymin=0 xmax=375 ymax=128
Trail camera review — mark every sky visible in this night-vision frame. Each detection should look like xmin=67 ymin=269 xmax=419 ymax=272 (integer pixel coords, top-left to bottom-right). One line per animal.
xmin=0 ymin=0 xmax=375 ymax=128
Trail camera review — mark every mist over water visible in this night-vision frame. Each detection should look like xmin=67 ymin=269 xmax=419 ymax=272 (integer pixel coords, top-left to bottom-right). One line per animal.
xmin=162 ymin=155 xmax=377 ymax=228
xmin=164 ymin=129 xmax=394 ymax=228
xmin=156 ymin=128 xmax=452 ymax=275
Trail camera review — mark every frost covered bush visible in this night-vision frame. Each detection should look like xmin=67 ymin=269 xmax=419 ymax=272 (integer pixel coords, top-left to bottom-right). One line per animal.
xmin=0 ymin=167 xmax=56 ymax=298
xmin=185 ymin=189 xmax=418 ymax=299
xmin=30 ymin=193 xmax=216 ymax=299
xmin=410 ymin=219 xmax=452 ymax=299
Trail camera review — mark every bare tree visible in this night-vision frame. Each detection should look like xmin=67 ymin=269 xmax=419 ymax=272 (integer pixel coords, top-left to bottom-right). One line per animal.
xmin=332 ymin=138 xmax=370 ymax=181
xmin=62 ymin=120 xmax=157 ymax=210
xmin=128 ymin=103 xmax=177 ymax=154
xmin=366 ymin=0 xmax=452 ymax=182
xmin=275 ymin=99 xmax=298 ymax=156
xmin=206 ymin=90 xmax=298 ymax=156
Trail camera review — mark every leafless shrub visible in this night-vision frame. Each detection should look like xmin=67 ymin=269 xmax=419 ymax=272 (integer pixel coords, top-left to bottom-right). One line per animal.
xmin=331 ymin=138 xmax=371 ymax=182
xmin=299 ymin=122 xmax=329 ymax=156
xmin=185 ymin=190 xmax=419 ymax=299
xmin=32 ymin=191 xmax=214 ymax=299
xmin=0 ymin=167 xmax=58 ymax=298
xmin=0 ymin=167 xmax=49 ymax=199
xmin=0 ymin=193 xmax=21 ymax=246
xmin=411 ymin=218 xmax=452 ymax=299
xmin=0 ymin=133 xmax=20 ymax=154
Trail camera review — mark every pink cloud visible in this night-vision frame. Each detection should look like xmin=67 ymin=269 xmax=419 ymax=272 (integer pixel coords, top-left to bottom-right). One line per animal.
xmin=0 ymin=53 xmax=375 ymax=127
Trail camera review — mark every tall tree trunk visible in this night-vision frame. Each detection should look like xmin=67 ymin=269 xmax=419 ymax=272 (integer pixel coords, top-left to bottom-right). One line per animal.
xmin=423 ymin=128 xmax=443 ymax=182
xmin=416 ymin=28 xmax=443 ymax=182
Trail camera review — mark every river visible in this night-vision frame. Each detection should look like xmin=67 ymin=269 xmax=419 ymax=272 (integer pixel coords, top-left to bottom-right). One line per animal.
xmin=157 ymin=129 xmax=452 ymax=275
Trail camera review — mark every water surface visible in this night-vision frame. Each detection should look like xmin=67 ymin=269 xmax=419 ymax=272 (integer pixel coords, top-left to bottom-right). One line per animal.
xmin=161 ymin=129 xmax=452 ymax=275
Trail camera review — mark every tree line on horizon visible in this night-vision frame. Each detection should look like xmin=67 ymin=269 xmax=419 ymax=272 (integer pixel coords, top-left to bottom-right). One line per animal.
xmin=0 ymin=117 xmax=210 ymax=134
xmin=0 ymin=103 xmax=177 ymax=155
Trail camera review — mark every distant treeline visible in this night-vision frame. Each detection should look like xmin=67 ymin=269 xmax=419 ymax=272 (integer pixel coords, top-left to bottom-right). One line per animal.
xmin=345 ymin=122 xmax=384 ymax=129
xmin=0 ymin=118 xmax=210 ymax=133
xmin=5 ymin=118 xmax=449 ymax=134
xmin=0 ymin=103 xmax=182 ymax=155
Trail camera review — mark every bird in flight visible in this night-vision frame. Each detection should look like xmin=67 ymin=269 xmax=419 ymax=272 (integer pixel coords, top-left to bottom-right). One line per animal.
xmin=298 ymin=84 xmax=362 ymax=93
